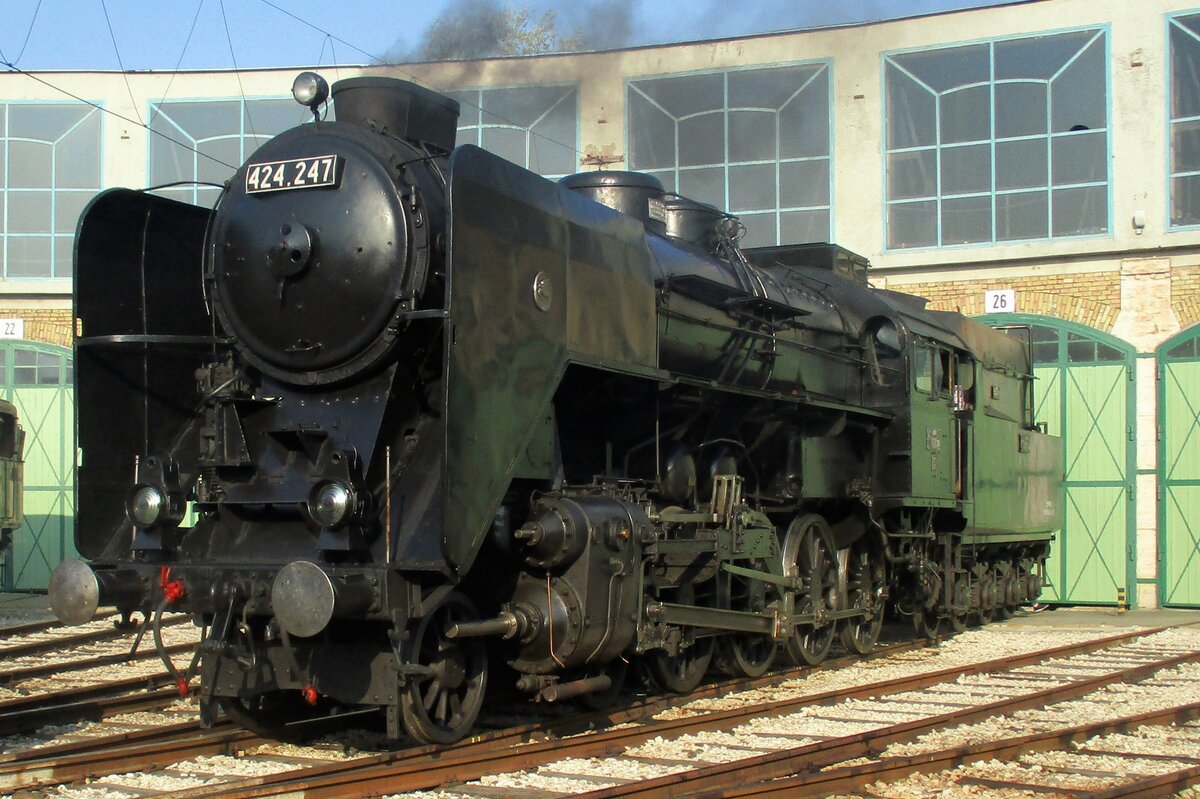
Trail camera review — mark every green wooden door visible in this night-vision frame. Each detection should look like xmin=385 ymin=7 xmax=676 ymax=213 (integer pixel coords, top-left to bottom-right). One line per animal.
xmin=1158 ymin=329 xmax=1200 ymax=607
xmin=979 ymin=315 xmax=1135 ymax=605
xmin=0 ymin=343 xmax=75 ymax=591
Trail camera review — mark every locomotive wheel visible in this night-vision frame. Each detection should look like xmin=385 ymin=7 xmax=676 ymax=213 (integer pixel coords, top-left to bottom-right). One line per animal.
xmin=399 ymin=591 xmax=488 ymax=745
xmin=839 ymin=543 xmax=886 ymax=655
xmin=913 ymin=606 xmax=944 ymax=639
xmin=977 ymin=570 xmax=997 ymax=623
xmin=994 ymin=566 xmax=1017 ymax=620
xmin=785 ymin=515 xmax=838 ymax=666
xmin=948 ymin=570 xmax=971 ymax=633
xmin=645 ymin=581 xmax=716 ymax=693
xmin=646 ymin=638 xmax=714 ymax=694
xmin=716 ymin=559 xmax=779 ymax=678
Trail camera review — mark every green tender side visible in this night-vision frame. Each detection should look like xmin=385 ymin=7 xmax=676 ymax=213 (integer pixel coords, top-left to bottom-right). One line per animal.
xmin=969 ymin=356 xmax=1063 ymax=540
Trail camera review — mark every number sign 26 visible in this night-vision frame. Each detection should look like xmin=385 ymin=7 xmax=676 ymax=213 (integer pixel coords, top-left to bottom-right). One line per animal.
xmin=985 ymin=289 xmax=1016 ymax=313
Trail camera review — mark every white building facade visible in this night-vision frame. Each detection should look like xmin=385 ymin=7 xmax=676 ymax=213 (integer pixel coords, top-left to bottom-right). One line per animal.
xmin=0 ymin=0 xmax=1197 ymax=607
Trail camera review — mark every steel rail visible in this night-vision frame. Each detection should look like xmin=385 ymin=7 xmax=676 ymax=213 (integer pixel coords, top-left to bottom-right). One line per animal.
xmin=0 ymin=641 xmax=195 ymax=686
xmin=0 ymin=639 xmax=923 ymax=793
xmin=714 ymin=699 xmax=1200 ymax=798
xmin=161 ymin=626 xmax=1176 ymax=799
xmin=0 ymin=613 xmax=114 ymax=638
xmin=1074 ymin=764 xmax=1200 ymax=799
xmin=0 ymin=680 xmax=185 ymax=737
xmin=0 ymin=721 xmax=260 ymax=793
xmin=541 ymin=646 xmax=1200 ymax=799
xmin=0 ymin=718 xmax=209 ymax=764
xmin=0 ymin=614 xmax=187 ymax=660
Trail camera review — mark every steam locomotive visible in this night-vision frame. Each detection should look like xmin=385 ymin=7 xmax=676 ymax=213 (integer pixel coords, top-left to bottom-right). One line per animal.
xmin=50 ymin=72 xmax=1062 ymax=744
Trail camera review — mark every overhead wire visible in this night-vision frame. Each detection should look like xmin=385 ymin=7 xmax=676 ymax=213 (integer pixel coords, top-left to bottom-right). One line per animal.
xmin=149 ymin=0 xmax=207 ymax=127
xmin=0 ymin=0 xmax=586 ymax=177
xmin=316 ymin=34 xmax=342 ymax=84
xmin=9 ymin=0 xmax=43 ymax=66
xmin=99 ymin=0 xmax=145 ymax=126
xmin=218 ymin=0 xmax=258 ymax=140
xmin=0 ymin=63 xmax=239 ymax=172
xmin=254 ymin=0 xmax=588 ymax=163
xmin=0 ymin=1 xmax=235 ymax=182
xmin=256 ymin=0 xmax=376 ymax=61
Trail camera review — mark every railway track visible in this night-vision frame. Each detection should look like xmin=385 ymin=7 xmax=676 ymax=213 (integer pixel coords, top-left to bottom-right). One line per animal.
xmin=5 ymin=622 xmax=1196 ymax=799
xmin=0 ymin=635 xmax=926 ymax=793
xmin=0 ymin=614 xmax=199 ymax=738
xmin=704 ymin=699 xmax=1200 ymax=798
xmin=0 ymin=612 xmax=153 ymax=660
xmin=0 ymin=615 xmax=104 ymax=639
xmin=0 ymin=639 xmax=194 ymax=686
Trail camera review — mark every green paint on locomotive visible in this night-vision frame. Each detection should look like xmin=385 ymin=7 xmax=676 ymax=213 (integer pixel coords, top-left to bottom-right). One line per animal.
xmin=895 ymin=313 xmax=1062 ymax=539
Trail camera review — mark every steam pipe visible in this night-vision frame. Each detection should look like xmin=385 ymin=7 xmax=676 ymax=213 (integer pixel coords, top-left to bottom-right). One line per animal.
xmin=539 ymin=674 xmax=613 ymax=703
xmin=446 ymin=611 xmax=520 ymax=640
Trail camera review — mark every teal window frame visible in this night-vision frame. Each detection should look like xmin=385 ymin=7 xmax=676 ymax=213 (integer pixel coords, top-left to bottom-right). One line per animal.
xmin=625 ymin=61 xmax=833 ymax=248
xmin=0 ymin=101 xmax=103 ymax=280
xmin=1168 ymin=11 xmax=1200 ymax=229
xmin=883 ymin=27 xmax=1111 ymax=251
xmin=147 ymin=96 xmax=309 ymax=208
xmin=446 ymin=84 xmax=579 ymax=180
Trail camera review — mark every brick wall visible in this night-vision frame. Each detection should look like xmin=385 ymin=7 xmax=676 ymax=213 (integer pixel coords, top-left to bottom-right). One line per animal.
xmin=897 ymin=272 xmax=1122 ymax=330
xmin=1173 ymin=266 xmax=1200 ymax=329
xmin=0 ymin=309 xmax=73 ymax=349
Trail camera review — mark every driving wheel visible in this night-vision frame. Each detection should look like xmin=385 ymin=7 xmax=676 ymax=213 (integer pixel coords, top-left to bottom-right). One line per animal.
xmin=645 ymin=581 xmax=716 ymax=693
xmin=785 ymin=514 xmax=838 ymax=666
xmin=839 ymin=541 xmax=886 ymax=654
xmin=399 ymin=591 xmax=488 ymax=745
xmin=716 ymin=559 xmax=779 ymax=678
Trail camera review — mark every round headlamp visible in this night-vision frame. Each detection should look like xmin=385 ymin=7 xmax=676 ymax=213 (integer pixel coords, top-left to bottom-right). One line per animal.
xmin=308 ymin=481 xmax=354 ymax=528
xmin=292 ymin=71 xmax=330 ymax=110
xmin=128 ymin=485 xmax=165 ymax=527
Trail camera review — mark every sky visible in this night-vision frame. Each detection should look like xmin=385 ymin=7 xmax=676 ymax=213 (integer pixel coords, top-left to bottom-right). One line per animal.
xmin=0 ymin=0 xmax=1017 ymax=73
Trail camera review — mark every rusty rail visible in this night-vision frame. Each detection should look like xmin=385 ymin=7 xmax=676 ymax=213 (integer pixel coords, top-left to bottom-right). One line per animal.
xmin=718 ymin=699 xmax=1200 ymax=798
xmin=162 ymin=626 xmax=1178 ymax=799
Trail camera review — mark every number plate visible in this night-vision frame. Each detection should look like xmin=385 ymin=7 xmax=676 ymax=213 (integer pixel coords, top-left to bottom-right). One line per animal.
xmin=245 ymin=154 xmax=339 ymax=194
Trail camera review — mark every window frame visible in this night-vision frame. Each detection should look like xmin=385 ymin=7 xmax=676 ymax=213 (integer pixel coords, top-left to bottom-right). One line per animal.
xmin=447 ymin=83 xmax=580 ymax=180
xmin=145 ymin=95 xmax=308 ymax=208
xmin=624 ymin=59 xmax=834 ymax=248
xmin=1167 ymin=10 xmax=1200 ymax=231
xmin=1 ymin=100 xmax=104 ymax=280
xmin=881 ymin=25 xmax=1113 ymax=252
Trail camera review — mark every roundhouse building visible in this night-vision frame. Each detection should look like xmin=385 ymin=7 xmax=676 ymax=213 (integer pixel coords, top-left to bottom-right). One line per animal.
xmin=0 ymin=0 xmax=1196 ymax=609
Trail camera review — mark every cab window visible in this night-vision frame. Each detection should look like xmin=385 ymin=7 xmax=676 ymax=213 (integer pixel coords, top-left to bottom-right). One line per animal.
xmin=913 ymin=343 xmax=955 ymax=398
xmin=913 ymin=344 xmax=934 ymax=394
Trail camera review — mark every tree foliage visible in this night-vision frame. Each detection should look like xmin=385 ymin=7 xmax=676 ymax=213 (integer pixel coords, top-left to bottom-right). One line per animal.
xmin=420 ymin=0 xmax=582 ymax=61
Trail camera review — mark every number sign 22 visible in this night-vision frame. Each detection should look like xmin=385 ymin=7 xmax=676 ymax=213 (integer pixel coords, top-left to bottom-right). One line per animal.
xmin=0 ymin=319 xmax=24 ymax=340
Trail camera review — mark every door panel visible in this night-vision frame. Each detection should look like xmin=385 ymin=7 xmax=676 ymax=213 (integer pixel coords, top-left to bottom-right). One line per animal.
xmin=1159 ymin=337 xmax=1200 ymax=607
xmin=980 ymin=315 xmax=1134 ymax=606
